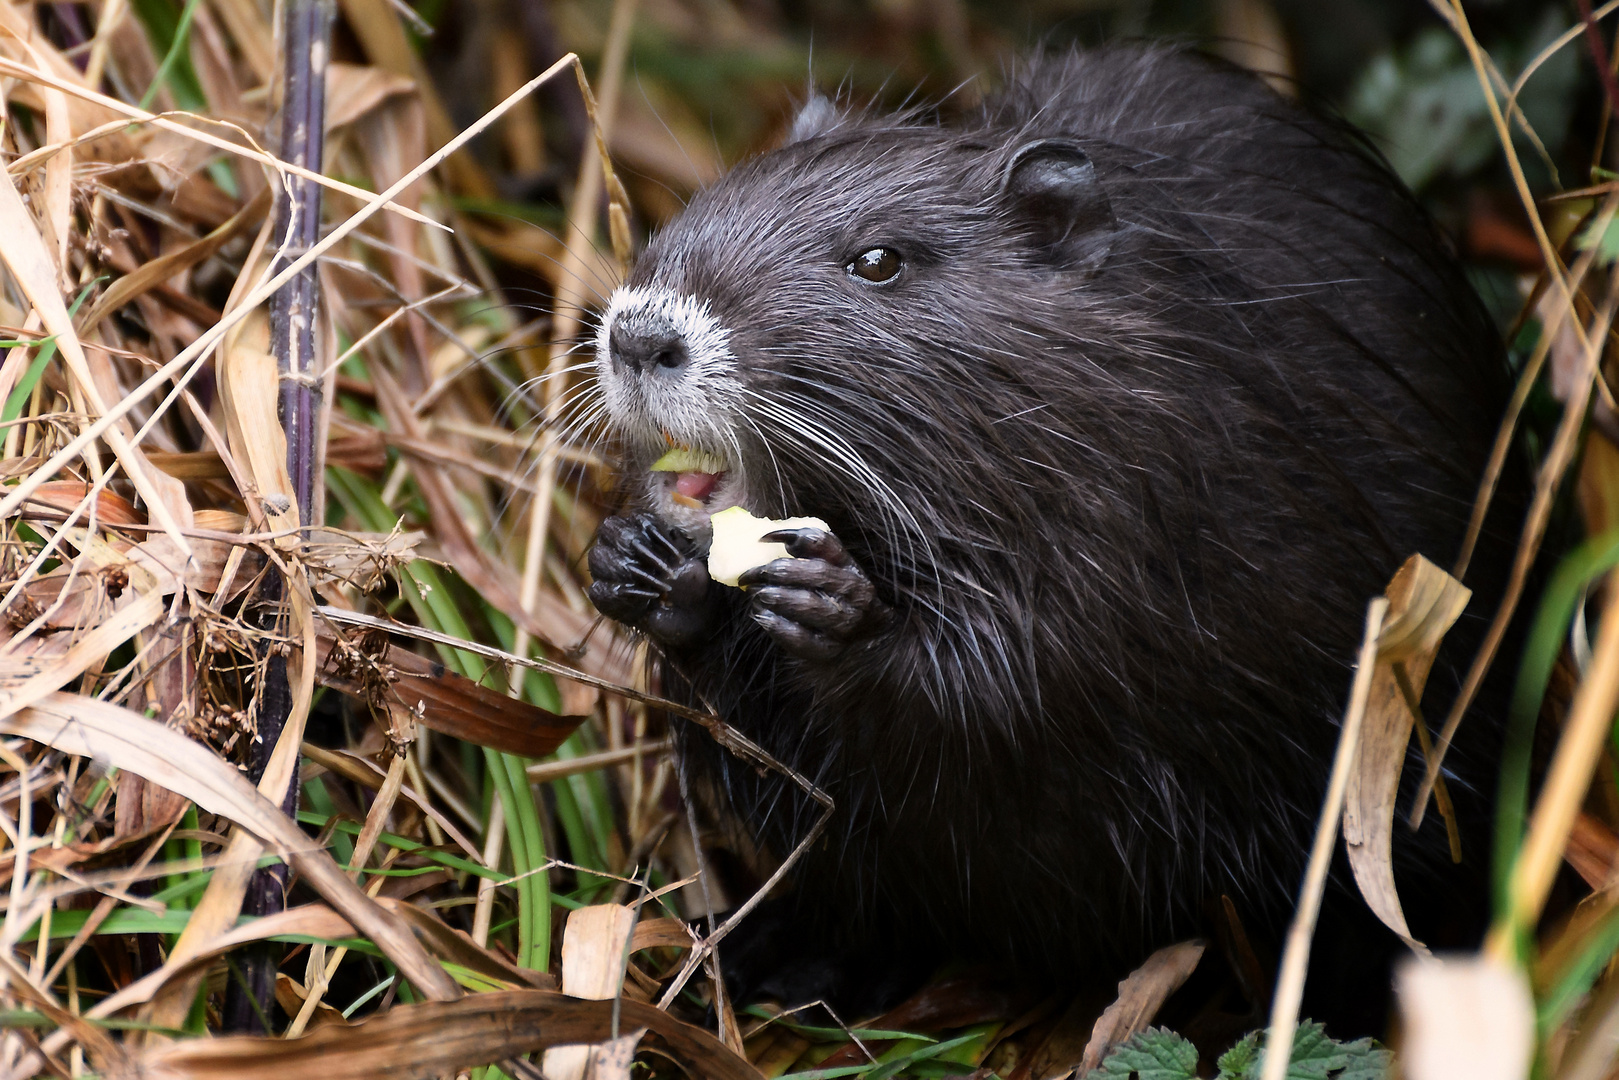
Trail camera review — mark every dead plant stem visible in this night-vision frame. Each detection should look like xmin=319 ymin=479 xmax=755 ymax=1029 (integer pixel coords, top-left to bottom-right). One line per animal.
xmin=510 ymin=0 xmax=639 ymax=701
xmin=1261 ymin=598 xmax=1388 ymax=1080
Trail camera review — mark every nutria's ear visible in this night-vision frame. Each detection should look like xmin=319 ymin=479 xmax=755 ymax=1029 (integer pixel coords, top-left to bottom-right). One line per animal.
xmin=786 ymin=94 xmax=844 ymax=144
xmin=1001 ymin=138 xmax=1118 ymax=270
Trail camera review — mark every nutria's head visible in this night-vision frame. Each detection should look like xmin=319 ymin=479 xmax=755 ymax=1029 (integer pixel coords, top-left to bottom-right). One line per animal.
xmin=592 ymin=114 xmax=1124 ymax=547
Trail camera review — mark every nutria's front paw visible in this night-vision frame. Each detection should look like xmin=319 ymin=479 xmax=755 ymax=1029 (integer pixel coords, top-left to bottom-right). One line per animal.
xmin=587 ymin=513 xmax=719 ymax=647
xmin=738 ymin=527 xmax=892 ymax=661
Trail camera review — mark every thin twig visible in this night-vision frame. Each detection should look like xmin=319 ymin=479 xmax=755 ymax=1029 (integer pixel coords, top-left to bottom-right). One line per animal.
xmin=1261 ymin=598 xmax=1388 ymax=1080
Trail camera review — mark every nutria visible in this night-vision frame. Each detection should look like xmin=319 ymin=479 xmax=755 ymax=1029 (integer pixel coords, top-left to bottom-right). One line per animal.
xmin=584 ymin=44 xmax=1512 ymax=1022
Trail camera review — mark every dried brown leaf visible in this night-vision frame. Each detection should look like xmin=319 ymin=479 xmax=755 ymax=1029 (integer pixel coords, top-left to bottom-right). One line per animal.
xmin=19 ymin=482 xmax=144 ymax=526
xmin=325 ymin=63 xmax=416 ymax=130
xmin=1565 ymin=811 xmax=1619 ymax=889
xmin=125 ymin=990 xmax=761 ymax=1080
xmin=1344 ymin=554 xmax=1471 ymax=949
xmin=546 ymin=904 xmax=639 ymax=1080
xmin=312 ymin=627 xmax=591 ymax=757
xmin=628 ymin=916 xmax=695 ymax=953
xmin=1076 ymin=940 xmax=1206 ymax=1073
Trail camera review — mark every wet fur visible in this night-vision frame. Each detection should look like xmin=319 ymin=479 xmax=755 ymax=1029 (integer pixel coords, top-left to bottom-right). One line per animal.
xmin=593 ymin=45 xmax=1512 ymax=1002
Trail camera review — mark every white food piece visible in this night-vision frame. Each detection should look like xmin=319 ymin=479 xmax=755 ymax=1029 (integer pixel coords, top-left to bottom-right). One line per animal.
xmin=707 ymin=506 xmax=829 ymax=588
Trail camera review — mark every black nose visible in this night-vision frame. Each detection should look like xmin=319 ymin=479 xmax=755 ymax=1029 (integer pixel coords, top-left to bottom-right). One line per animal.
xmin=609 ymin=312 xmax=689 ymax=375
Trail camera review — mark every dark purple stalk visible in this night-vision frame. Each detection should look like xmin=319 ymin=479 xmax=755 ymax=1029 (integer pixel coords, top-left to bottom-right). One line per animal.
xmin=1578 ymin=0 xmax=1619 ymax=125
xmin=223 ymin=0 xmax=331 ymax=1033
xmin=49 ymin=4 xmax=90 ymax=59
xmin=272 ymin=1 xmax=330 ymax=524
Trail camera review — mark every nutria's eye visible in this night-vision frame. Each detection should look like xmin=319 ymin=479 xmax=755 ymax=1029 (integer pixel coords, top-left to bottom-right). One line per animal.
xmin=847 ymin=247 xmax=903 ymax=284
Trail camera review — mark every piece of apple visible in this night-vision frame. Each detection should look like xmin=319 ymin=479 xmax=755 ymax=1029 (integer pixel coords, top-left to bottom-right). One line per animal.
xmin=707 ymin=506 xmax=829 ymax=588
xmin=650 ymin=445 xmax=727 ymax=474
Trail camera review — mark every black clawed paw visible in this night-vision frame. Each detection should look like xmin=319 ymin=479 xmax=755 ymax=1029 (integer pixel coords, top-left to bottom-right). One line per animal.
xmin=758 ymin=526 xmax=851 ymax=566
xmin=738 ymin=529 xmax=890 ymax=661
xmin=587 ymin=513 xmax=719 ymax=647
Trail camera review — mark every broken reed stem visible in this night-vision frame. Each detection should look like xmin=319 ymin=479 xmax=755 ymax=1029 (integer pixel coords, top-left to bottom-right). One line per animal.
xmin=228 ymin=0 xmax=333 ymax=1034
xmin=1261 ymin=597 xmax=1388 ymax=1080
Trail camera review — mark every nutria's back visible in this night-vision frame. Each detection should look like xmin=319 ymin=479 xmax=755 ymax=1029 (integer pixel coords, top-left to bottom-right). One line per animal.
xmin=586 ymin=44 xmax=1513 ymax=1014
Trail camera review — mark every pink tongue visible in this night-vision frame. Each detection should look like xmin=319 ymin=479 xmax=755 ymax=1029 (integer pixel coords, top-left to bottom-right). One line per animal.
xmin=676 ymin=472 xmax=720 ymax=501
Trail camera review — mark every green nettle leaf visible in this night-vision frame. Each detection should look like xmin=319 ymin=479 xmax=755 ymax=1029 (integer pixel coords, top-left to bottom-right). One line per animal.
xmin=1091 ymin=1028 xmax=1199 ymax=1080
xmin=1211 ymin=1022 xmax=1393 ymax=1080
xmin=1578 ymin=215 xmax=1619 ymax=267
xmin=1217 ymin=1033 xmax=1261 ymax=1077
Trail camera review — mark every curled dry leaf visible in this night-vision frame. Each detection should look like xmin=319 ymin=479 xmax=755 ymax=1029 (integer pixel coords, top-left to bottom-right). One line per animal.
xmin=219 ymin=343 xmax=298 ymax=530
xmin=1077 ymin=939 xmax=1207 ymax=1074
xmin=124 ymin=989 xmax=762 ymax=1080
xmin=324 ymin=62 xmax=417 ymax=131
xmin=628 ymin=916 xmax=697 ymax=954
xmin=1343 ymin=554 xmax=1471 ymax=950
xmin=1397 ymin=955 xmax=1533 ymax=1080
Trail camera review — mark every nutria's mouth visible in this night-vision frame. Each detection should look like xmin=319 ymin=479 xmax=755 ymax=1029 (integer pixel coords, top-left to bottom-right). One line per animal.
xmin=648 ymin=437 xmax=742 ymax=524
